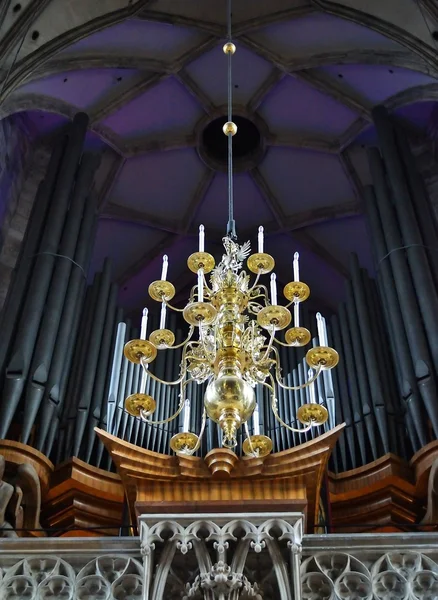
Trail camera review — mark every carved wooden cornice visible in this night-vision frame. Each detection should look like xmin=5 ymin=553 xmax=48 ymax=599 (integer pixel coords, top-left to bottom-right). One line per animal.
xmin=327 ymin=447 xmax=438 ymax=532
xmin=96 ymin=424 xmax=344 ymax=532
xmin=42 ymin=457 xmax=125 ymax=536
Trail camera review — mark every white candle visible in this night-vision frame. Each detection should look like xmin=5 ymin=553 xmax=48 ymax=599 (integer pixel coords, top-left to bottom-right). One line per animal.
xmin=199 ymin=224 xmax=205 ymax=252
xmin=139 ymin=364 xmax=148 ymax=394
xmin=198 ymin=269 xmax=204 ymax=303
xmin=161 ymin=255 xmax=168 ymax=281
xmin=258 ymin=226 xmax=264 ymax=253
xmin=160 ymin=301 xmax=167 ymax=329
xmin=183 ymin=398 xmax=191 ymax=432
xmin=270 ymin=273 xmax=277 ymax=306
xmin=308 ymin=368 xmax=316 ymax=404
xmin=253 ymin=403 xmax=260 ymax=435
xmin=294 ymin=301 xmax=300 ymax=328
xmin=316 ymin=312 xmax=328 ymax=346
xmin=293 ymin=252 xmax=300 ymax=282
xmin=140 ymin=307 xmax=148 ymax=340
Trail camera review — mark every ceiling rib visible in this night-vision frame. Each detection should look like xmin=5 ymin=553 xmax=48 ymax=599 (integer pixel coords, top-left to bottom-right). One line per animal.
xmin=247 ymin=68 xmax=285 ymax=113
xmin=295 ymin=71 xmax=372 ymax=120
xmin=266 ymin=132 xmax=339 ymax=154
xmin=385 ymin=82 xmax=438 ymax=111
xmin=0 ymin=0 xmax=51 ymax=64
xmin=312 ymin=0 xmax=438 ymax=68
xmin=97 ymin=154 xmax=126 ymax=211
xmin=233 ymin=5 xmax=315 ymax=35
xmin=251 ymin=168 xmax=349 ymax=278
xmin=137 ymin=10 xmax=223 ymax=36
xmin=123 ymin=133 xmax=197 ymax=158
xmin=265 ymin=200 xmax=361 ymax=233
xmin=250 ymin=168 xmax=287 ymax=227
xmin=89 ymin=72 xmax=169 ymax=125
xmin=0 ymin=0 xmax=156 ymax=102
xmin=339 ymin=150 xmax=365 ymax=202
xmin=288 ymin=50 xmax=438 ymax=77
xmin=339 ymin=83 xmax=438 ymax=149
xmin=291 ymin=229 xmax=349 ymax=278
xmin=175 ymin=70 xmax=215 ymax=115
xmin=181 ymin=169 xmax=216 ymax=233
xmin=87 ymin=37 xmax=217 ymax=128
xmin=101 ymin=203 xmax=185 ymax=235
xmin=117 ymin=232 xmax=179 ymax=286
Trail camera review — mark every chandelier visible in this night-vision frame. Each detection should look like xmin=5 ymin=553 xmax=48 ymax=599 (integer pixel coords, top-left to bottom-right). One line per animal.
xmin=123 ymin=1 xmax=339 ymax=458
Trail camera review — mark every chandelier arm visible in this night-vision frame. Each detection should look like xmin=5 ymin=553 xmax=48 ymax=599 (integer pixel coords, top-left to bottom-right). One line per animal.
xmin=268 ymin=374 xmax=313 ymax=434
xmin=161 ymin=326 xmax=195 ymax=350
xmin=191 ymin=409 xmax=207 ymax=454
xmin=163 ymin=298 xmax=185 ymax=313
xmin=269 ymin=346 xmax=322 ymax=390
xmin=248 ymin=301 xmax=264 ymax=316
xmin=202 ymin=271 xmax=213 ymax=294
xmin=256 ymin=326 xmax=276 ymax=364
xmin=140 ymin=359 xmax=187 ymax=386
xmin=243 ymin=421 xmax=256 ymax=455
xmin=248 ymin=271 xmax=261 ymax=292
xmin=199 ymin=323 xmax=215 ymax=360
xmin=273 ymin=337 xmax=295 ymax=348
xmin=141 ymin=398 xmax=185 ymax=425
xmin=250 ymin=284 xmax=270 ymax=305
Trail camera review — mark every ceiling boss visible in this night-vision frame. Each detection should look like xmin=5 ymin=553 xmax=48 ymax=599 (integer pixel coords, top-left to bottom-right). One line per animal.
xmin=123 ymin=0 xmax=339 ymax=458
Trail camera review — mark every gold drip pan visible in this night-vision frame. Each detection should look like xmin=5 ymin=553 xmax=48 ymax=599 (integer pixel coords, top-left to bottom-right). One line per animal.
xmin=242 ymin=435 xmax=273 ymax=458
xmin=187 ymin=252 xmax=215 ymax=274
xmin=170 ymin=432 xmax=199 ymax=454
xmin=149 ymin=329 xmax=175 ymax=349
xmin=257 ymin=305 xmax=291 ymax=331
xmin=124 ymin=339 xmax=157 ymax=364
xmin=283 ymin=281 xmax=310 ymax=302
xmin=297 ymin=403 xmax=328 ymax=426
xmin=148 ymin=280 xmax=176 ymax=302
xmin=306 ymin=346 xmax=339 ymax=370
xmin=125 ymin=393 xmax=156 ymax=417
xmin=247 ymin=253 xmax=275 ymax=274
xmin=285 ymin=327 xmax=311 ymax=347
xmin=183 ymin=302 xmax=217 ymax=326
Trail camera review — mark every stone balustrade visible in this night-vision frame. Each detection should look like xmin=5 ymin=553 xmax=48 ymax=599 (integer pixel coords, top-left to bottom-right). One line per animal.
xmin=1 ymin=518 xmax=438 ymax=599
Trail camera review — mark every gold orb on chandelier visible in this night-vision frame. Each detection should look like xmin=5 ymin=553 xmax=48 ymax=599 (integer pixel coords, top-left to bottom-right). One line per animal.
xmin=223 ymin=121 xmax=237 ymax=136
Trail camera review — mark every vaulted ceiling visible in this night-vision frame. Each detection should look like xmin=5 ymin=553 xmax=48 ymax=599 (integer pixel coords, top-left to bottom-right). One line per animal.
xmin=1 ymin=0 xmax=438 ymax=316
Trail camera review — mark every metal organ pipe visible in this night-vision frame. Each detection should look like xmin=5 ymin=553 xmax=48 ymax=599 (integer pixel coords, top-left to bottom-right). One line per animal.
xmin=35 ymin=191 xmax=98 ymax=453
xmin=0 ymin=136 xmax=66 ymax=382
xmin=373 ymin=106 xmax=438 ymax=372
xmin=368 ymin=147 xmax=438 ymax=437
xmin=0 ymin=113 xmax=89 ymax=438
xmin=22 ymin=153 xmax=101 ymax=445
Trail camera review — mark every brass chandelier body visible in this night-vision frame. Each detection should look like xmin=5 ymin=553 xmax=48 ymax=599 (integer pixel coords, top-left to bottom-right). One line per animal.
xmin=124 ymin=238 xmax=338 ymax=457
xmin=122 ymin=5 xmax=339 ymax=458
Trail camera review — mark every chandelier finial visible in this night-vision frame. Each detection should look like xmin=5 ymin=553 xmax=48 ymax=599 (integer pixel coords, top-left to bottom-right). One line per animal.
xmin=224 ymin=0 xmax=236 ymax=240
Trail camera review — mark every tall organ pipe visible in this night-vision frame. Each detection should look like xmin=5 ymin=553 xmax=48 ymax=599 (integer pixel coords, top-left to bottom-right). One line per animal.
xmin=22 ymin=153 xmax=100 ymax=445
xmin=345 ymin=283 xmax=378 ymax=461
xmin=73 ymin=258 xmax=112 ymax=457
xmin=349 ymin=253 xmax=389 ymax=454
xmin=394 ymin=125 xmax=438 ymax=287
xmin=364 ymin=185 xmax=427 ymax=450
xmin=330 ymin=315 xmax=353 ymax=470
xmin=84 ymin=283 xmax=118 ymax=463
xmin=36 ymin=199 xmax=98 ymax=452
xmin=63 ymin=274 xmax=101 ymax=458
xmin=372 ymin=106 xmax=438 ymax=371
xmin=0 ymin=137 xmax=66 ymax=381
xmin=338 ymin=303 xmax=367 ymax=464
xmin=368 ymin=148 xmax=438 ymax=437
xmin=0 ymin=113 xmax=88 ymax=438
